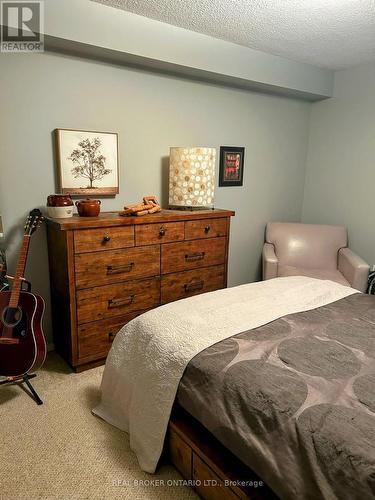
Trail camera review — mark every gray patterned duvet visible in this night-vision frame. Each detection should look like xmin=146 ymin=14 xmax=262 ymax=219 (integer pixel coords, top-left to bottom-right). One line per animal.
xmin=177 ymin=293 xmax=375 ymax=500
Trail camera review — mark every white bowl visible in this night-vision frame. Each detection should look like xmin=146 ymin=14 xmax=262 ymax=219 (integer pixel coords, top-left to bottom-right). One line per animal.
xmin=46 ymin=206 xmax=74 ymax=218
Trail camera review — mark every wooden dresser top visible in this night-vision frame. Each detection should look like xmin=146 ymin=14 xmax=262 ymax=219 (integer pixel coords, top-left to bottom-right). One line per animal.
xmin=45 ymin=208 xmax=235 ymax=231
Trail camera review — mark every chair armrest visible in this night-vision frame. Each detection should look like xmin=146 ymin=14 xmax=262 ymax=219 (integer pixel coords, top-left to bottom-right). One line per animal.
xmin=262 ymin=243 xmax=278 ymax=280
xmin=338 ymin=248 xmax=370 ymax=292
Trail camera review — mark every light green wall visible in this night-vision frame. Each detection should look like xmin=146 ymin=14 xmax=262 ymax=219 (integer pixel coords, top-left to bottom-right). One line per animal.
xmin=0 ymin=51 xmax=311 ymax=343
xmin=302 ymin=62 xmax=375 ymax=268
xmin=42 ymin=0 xmax=333 ymax=100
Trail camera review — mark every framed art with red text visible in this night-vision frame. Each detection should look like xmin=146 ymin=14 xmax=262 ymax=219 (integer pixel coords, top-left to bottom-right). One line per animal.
xmin=219 ymin=146 xmax=245 ymax=186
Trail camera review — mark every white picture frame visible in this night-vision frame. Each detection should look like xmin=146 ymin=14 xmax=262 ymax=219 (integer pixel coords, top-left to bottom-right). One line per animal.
xmin=54 ymin=129 xmax=119 ymax=196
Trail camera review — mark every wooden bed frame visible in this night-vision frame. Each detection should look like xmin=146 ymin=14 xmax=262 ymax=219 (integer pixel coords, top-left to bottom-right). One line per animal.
xmin=166 ymin=405 xmax=278 ymax=499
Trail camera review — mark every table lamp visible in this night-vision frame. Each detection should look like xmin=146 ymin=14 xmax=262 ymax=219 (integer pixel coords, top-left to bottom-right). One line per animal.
xmin=169 ymin=147 xmax=216 ymax=209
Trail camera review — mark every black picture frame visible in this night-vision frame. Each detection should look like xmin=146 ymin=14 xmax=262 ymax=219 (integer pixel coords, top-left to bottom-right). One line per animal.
xmin=219 ymin=146 xmax=245 ymax=187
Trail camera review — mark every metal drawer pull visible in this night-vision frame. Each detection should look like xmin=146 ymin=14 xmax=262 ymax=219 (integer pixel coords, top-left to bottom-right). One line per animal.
xmin=184 ymin=280 xmax=204 ymax=292
xmin=108 ymin=331 xmax=117 ymax=342
xmin=108 ymin=295 xmax=135 ymax=308
xmin=107 ymin=263 xmax=134 ymax=274
xmin=159 ymin=226 xmax=166 ymax=236
xmin=103 ymin=235 xmax=111 ymax=242
xmin=185 ymin=252 xmax=205 ymax=261
xmin=204 ymin=225 xmax=211 ymax=233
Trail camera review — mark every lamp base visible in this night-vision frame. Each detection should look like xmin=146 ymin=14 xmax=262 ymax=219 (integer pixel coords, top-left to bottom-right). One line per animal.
xmin=168 ymin=205 xmax=215 ymax=211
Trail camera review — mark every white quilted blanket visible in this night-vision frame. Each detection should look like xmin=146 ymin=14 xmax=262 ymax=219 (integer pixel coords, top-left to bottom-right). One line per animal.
xmin=92 ymin=276 xmax=357 ymax=473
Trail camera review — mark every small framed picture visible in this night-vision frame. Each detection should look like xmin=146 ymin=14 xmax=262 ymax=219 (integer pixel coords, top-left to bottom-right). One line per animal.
xmin=219 ymin=146 xmax=245 ymax=187
xmin=54 ymin=129 xmax=119 ymax=196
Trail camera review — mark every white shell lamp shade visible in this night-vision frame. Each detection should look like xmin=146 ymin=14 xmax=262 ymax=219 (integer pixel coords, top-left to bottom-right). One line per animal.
xmin=169 ymin=147 xmax=216 ymax=209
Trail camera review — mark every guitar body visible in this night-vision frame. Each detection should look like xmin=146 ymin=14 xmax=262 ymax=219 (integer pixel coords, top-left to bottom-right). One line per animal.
xmin=0 ymin=291 xmax=46 ymax=377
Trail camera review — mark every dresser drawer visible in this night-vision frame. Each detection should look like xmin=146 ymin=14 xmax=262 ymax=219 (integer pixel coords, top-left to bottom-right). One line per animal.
xmin=75 ymin=246 xmax=160 ymax=289
xmin=136 ymin=222 xmax=184 ymax=246
xmin=185 ymin=218 xmax=227 ymax=240
xmin=77 ymin=311 xmax=143 ymax=361
xmin=74 ymin=226 xmax=134 ymax=253
xmin=162 ymin=238 xmax=226 ymax=274
xmin=76 ymin=277 xmax=160 ymax=323
xmin=161 ymin=265 xmax=225 ymax=304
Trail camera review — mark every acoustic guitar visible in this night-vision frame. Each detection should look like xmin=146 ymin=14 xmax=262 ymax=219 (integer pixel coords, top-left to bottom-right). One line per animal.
xmin=0 ymin=209 xmax=46 ymax=377
xmin=0 ymin=249 xmax=8 ymax=291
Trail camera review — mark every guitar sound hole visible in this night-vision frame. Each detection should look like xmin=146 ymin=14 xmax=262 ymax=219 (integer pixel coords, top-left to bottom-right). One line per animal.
xmin=1 ymin=306 xmax=22 ymax=327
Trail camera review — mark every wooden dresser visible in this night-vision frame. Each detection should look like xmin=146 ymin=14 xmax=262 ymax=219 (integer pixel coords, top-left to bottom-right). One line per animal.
xmin=46 ymin=209 xmax=234 ymax=371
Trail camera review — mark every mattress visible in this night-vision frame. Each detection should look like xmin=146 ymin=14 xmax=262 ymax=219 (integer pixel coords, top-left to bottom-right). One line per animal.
xmin=177 ymin=293 xmax=375 ymax=500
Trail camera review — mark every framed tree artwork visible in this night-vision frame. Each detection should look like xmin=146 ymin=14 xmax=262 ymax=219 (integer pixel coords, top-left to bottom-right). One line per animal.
xmin=54 ymin=129 xmax=119 ymax=195
xmin=219 ymin=146 xmax=245 ymax=187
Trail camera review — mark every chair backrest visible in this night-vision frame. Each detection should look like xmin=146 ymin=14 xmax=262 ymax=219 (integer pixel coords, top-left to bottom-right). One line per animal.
xmin=266 ymin=222 xmax=347 ymax=270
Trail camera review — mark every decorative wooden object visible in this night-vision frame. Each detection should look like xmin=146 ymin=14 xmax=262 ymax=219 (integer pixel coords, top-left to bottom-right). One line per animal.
xmin=45 ymin=209 xmax=234 ymax=372
xmin=167 ymin=405 xmax=277 ymax=500
xmin=119 ymin=196 xmax=162 ymax=216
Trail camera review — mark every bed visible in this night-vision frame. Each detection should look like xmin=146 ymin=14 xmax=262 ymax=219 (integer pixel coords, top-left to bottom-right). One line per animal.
xmin=93 ymin=277 xmax=375 ymax=499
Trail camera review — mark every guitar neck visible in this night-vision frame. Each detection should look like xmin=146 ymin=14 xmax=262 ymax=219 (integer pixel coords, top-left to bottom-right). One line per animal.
xmin=8 ymin=235 xmax=31 ymax=308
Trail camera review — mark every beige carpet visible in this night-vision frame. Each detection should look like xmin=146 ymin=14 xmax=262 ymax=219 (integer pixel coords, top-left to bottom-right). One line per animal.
xmin=0 ymin=353 xmax=197 ymax=500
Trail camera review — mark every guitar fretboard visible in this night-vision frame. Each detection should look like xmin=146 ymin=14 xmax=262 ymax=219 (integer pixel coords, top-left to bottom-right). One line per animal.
xmin=8 ymin=235 xmax=30 ymax=308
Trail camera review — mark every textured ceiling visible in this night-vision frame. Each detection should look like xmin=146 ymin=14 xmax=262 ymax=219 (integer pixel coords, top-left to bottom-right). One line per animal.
xmin=92 ymin=0 xmax=375 ymax=70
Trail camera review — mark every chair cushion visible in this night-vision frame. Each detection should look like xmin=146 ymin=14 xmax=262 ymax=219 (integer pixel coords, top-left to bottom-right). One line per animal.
xmin=278 ymin=265 xmax=350 ymax=287
xmin=266 ymin=222 xmax=347 ymax=270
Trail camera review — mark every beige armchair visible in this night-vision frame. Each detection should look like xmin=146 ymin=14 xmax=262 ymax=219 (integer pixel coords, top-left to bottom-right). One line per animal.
xmin=263 ymin=222 xmax=369 ymax=292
